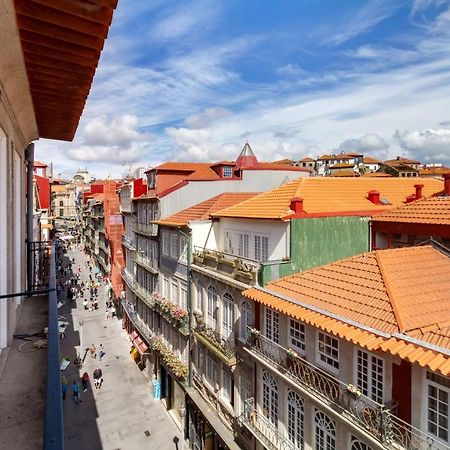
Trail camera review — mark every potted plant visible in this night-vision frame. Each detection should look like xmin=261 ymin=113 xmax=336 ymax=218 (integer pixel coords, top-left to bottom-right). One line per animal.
xmin=286 ymin=348 xmax=297 ymax=368
xmin=248 ymin=328 xmax=260 ymax=346
xmin=346 ymin=383 xmax=362 ymax=399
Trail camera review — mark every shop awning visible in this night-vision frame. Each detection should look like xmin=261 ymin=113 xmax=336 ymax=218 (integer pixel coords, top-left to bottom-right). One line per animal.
xmin=138 ymin=342 xmax=148 ymax=354
xmin=133 ymin=337 xmax=143 ymax=347
xmin=186 ymin=388 xmax=241 ymax=450
xmin=129 ymin=331 xmax=138 ymax=341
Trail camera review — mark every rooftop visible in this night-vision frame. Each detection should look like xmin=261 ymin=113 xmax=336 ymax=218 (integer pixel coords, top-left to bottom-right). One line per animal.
xmin=212 ymin=177 xmax=443 ymax=219
xmin=384 ymin=156 xmax=421 ymax=166
xmin=363 ymin=156 xmax=382 ymax=164
xmin=243 ymin=245 xmax=450 ymax=375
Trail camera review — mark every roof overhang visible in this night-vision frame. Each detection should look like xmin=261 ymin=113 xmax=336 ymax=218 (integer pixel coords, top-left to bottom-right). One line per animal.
xmin=14 ymin=0 xmax=118 ymax=141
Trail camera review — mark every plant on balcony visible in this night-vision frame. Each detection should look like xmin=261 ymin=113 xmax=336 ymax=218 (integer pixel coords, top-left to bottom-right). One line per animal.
xmin=196 ymin=324 xmax=235 ymax=360
xmin=346 ymin=383 xmax=362 ymax=398
xmin=150 ymin=336 xmax=188 ymax=380
xmin=153 ymin=295 xmax=189 ymax=330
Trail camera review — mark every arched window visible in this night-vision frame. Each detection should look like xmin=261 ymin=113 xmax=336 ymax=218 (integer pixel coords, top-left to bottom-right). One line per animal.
xmin=222 ymin=293 xmax=234 ymax=338
xmin=207 ymin=286 xmax=217 ymax=329
xmin=350 ymin=437 xmax=372 ymax=450
xmin=287 ymin=390 xmax=304 ymax=449
xmin=314 ymin=410 xmax=336 ymax=450
xmin=240 ymin=300 xmax=254 ymax=340
xmin=59 ymin=200 xmax=64 ymax=207
xmin=262 ymin=371 xmax=278 ymax=426
xmin=195 ymin=282 xmax=203 ymax=312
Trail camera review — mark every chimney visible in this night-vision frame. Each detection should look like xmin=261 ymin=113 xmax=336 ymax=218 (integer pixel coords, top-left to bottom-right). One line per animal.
xmin=404 ymin=194 xmax=416 ymax=204
xmin=367 ymin=190 xmax=381 ymax=205
xmin=414 ymin=184 xmax=423 ymax=200
xmin=290 ymin=197 xmax=304 ymax=214
xmin=444 ymin=173 xmax=450 ymax=196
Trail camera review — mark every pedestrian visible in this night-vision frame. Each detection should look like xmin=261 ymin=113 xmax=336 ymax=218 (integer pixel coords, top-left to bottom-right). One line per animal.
xmin=93 ymin=368 xmax=103 ymax=389
xmin=61 ymin=376 xmax=68 ymax=400
xmin=72 ymin=380 xmax=81 ymax=404
xmin=90 ymin=344 xmax=97 ymax=360
xmin=98 ymin=344 xmax=105 ymax=361
xmin=81 ymin=372 xmax=90 ymax=392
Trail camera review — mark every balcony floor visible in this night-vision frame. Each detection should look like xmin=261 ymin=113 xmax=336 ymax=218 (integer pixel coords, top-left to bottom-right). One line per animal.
xmin=0 ymin=294 xmax=49 ymax=450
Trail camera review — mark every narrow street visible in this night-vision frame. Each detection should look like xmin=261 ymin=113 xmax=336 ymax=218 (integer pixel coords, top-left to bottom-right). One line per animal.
xmin=58 ymin=246 xmax=180 ymax=450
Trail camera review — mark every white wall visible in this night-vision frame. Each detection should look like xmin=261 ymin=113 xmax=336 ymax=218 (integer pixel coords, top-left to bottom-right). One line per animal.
xmin=0 ymin=128 xmax=8 ymax=349
xmin=160 ymin=169 xmax=309 ymax=218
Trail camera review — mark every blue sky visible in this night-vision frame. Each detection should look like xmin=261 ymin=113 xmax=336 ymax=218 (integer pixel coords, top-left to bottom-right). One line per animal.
xmin=37 ymin=0 xmax=450 ymax=178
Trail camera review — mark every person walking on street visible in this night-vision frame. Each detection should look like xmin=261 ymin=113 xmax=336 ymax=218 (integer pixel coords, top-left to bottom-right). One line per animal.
xmin=81 ymin=372 xmax=90 ymax=392
xmin=61 ymin=376 xmax=68 ymax=400
xmin=72 ymin=380 xmax=81 ymax=404
xmin=93 ymin=368 xmax=103 ymax=389
xmin=98 ymin=344 xmax=105 ymax=361
xmin=90 ymin=344 xmax=97 ymax=360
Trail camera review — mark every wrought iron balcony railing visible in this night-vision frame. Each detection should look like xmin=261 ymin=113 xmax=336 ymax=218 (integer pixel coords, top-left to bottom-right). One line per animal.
xmin=195 ymin=321 xmax=236 ymax=365
xmin=29 ymin=241 xmax=52 ymax=290
xmin=239 ymin=398 xmax=296 ymax=450
xmin=134 ymin=252 xmax=158 ymax=274
xmin=245 ymin=329 xmax=445 ymax=450
xmin=121 ymin=234 xmax=136 ymax=250
xmin=192 ymin=246 xmax=260 ymax=285
xmin=121 ymin=300 xmax=155 ymax=344
xmin=120 ymin=268 xmax=156 ymax=309
xmin=133 ymin=222 xmax=158 ymax=237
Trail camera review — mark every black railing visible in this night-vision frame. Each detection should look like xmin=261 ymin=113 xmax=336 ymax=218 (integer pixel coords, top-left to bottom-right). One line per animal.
xmin=29 ymin=241 xmax=52 ymax=291
xmin=43 ymin=241 xmax=64 ymax=450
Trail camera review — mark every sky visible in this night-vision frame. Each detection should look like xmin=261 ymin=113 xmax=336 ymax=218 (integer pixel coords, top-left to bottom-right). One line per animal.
xmin=36 ymin=0 xmax=450 ymax=179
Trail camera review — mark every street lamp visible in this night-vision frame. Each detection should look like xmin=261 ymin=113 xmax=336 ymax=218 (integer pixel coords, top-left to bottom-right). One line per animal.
xmin=78 ymin=319 xmax=84 ymax=356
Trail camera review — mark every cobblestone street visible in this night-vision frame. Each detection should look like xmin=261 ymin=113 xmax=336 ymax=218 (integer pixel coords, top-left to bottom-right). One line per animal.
xmin=59 ymin=247 xmax=180 ymax=450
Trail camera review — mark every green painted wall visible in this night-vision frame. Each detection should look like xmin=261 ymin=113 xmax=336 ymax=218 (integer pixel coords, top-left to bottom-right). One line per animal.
xmin=260 ymin=216 xmax=370 ymax=285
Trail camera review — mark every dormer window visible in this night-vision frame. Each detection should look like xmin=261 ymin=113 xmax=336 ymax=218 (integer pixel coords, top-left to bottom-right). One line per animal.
xmin=223 ymin=166 xmax=233 ymax=178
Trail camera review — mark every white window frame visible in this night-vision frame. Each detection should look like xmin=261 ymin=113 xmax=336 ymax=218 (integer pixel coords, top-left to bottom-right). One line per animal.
xmin=238 ymin=232 xmax=249 ymax=258
xmin=162 ymin=232 xmax=170 ymax=256
xmin=426 ymin=370 xmax=450 ymax=444
xmin=171 ymin=281 xmax=178 ymax=304
xmin=254 ymin=234 xmax=269 ymax=262
xmin=207 ymin=286 xmax=218 ymax=329
xmin=206 ymin=352 xmax=217 ymax=388
xmin=287 ymin=390 xmax=304 ymax=450
xmin=317 ymin=331 xmax=339 ymax=373
xmin=289 ymin=319 xmax=306 ymax=354
xmin=350 ymin=436 xmax=372 ymax=450
xmin=314 ymin=409 xmax=336 ymax=450
xmin=223 ymin=166 xmax=233 ymax=178
xmin=264 ymin=307 xmax=279 ymax=344
xmin=170 ymin=234 xmax=178 ymax=258
xmin=222 ymin=292 xmax=234 ymax=339
xmin=262 ymin=371 xmax=278 ymax=427
xmin=221 ymin=368 xmax=233 ymax=404
xmin=240 ymin=300 xmax=253 ymax=341
xmin=180 ymin=282 xmax=188 ymax=310
xmin=179 ymin=235 xmax=187 ymax=261
xmin=356 ymin=349 xmax=384 ymax=404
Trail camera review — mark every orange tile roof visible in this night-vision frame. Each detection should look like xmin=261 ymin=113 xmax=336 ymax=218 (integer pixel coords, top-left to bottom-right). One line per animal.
xmin=372 ymin=195 xmax=450 ymax=225
xmin=157 ymin=192 xmax=260 ymax=226
xmin=155 ymin=162 xmax=220 ymax=180
xmin=242 ymin=162 xmax=309 ymax=171
xmin=385 ymin=157 xmax=420 ymax=166
xmin=212 ymin=177 xmax=443 ymax=219
xmin=419 ymin=167 xmax=450 ymax=176
xmin=363 ymin=172 xmax=393 ymax=177
xmin=243 ymin=246 xmax=450 ymax=375
xmin=299 ymin=157 xmax=315 ymax=162
xmin=330 ymin=171 xmax=360 ymax=177
xmin=363 ymin=156 xmax=381 ymax=164
xmin=330 ymin=163 xmax=355 ymax=169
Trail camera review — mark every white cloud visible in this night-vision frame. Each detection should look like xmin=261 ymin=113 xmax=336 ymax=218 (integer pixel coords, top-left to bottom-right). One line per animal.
xmin=67 ymin=142 xmax=143 ymax=164
xmin=339 ymin=133 xmax=389 ymax=158
xmin=394 ymin=127 xmax=450 ymax=164
xmin=276 ymin=64 xmax=307 ymax=77
xmin=185 ymin=107 xmax=231 ymax=129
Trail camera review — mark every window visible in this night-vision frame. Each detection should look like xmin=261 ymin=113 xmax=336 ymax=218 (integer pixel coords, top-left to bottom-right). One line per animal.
xmin=221 ymin=369 xmax=233 ymax=404
xmin=318 ymin=332 xmax=339 ymax=371
xmin=195 ymin=283 xmax=203 ymax=312
xmin=207 ymin=286 xmax=218 ymax=329
xmin=171 ymin=282 xmax=178 ymax=304
xmin=350 ymin=437 xmax=372 ymax=450
xmin=262 ymin=371 xmax=278 ymax=426
xmin=223 ymin=166 xmax=233 ymax=178
xmin=287 ymin=390 xmax=304 ymax=449
xmin=224 ymin=231 xmax=233 ymax=254
xmin=179 ymin=235 xmax=187 ymax=260
xmin=427 ymin=371 xmax=450 ymax=443
xmin=162 ymin=233 xmax=170 ymax=256
xmin=238 ymin=233 xmax=249 ymax=258
xmin=170 ymin=234 xmax=178 ymax=258
xmin=265 ymin=307 xmax=279 ymax=343
xmin=206 ymin=352 xmax=217 ymax=387
xmin=59 ymin=209 xmax=64 ymax=217
xmin=59 ymin=200 xmax=64 ymax=207
xmin=195 ymin=347 xmax=202 ymax=373
xmin=222 ymin=293 xmax=234 ymax=338
xmin=180 ymin=283 xmax=188 ymax=309
xmin=314 ymin=410 xmax=336 ymax=450
xmin=240 ymin=378 xmax=252 ymax=415
xmin=254 ymin=235 xmax=269 ymax=261
xmin=163 ymin=277 xmax=170 ymax=298
xmin=289 ymin=319 xmax=305 ymax=353
xmin=357 ymin=350 xmax=384 ymax=404
xmin=240 ymin=300 xmax=253 ymax=340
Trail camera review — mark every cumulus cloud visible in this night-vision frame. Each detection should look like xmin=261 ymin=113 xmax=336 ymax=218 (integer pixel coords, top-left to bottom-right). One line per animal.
xmin=185 ymin=107 xmax=231 ymax=129
xmin=68 ymin=143 xmax=143 ymax=163
xmin=338 ymin=133 xmax=389 ymax=158
xmin=394 ymin=127 xmax=450 ymax=164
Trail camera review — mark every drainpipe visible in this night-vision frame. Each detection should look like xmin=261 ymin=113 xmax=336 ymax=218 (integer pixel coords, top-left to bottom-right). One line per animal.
xmin=26 ymin=143 xmax=34 ymax=295
xmin=187 ymin=231 xmax=193 ymax=389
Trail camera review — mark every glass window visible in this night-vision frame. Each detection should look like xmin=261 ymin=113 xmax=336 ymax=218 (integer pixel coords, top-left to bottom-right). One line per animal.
xmin=254 ymin=235 xmax=269 ymax=261
xmin=207 ymin=286 xmax=218 ymax=329
xmin=315 ymin=410 xmax=336 ymax=450
xmin=195 ymin=283 xmax=203 ymax=312
xmin=357 ymin=350 xmax=384 ymax=404
xmin=171 ymin=281 xmax=178 ymax=304
xmin=238 ymin=233 xmax=249 ymax=258
xmin=224 ymin=230 xmax=233 ymax=254
xmin=351 ymin=437 xmax=372 ymax=450
xmin=287 ymin=390 xmax=304 ymax=449
xmin=180 ymin=282 xmax=187 ymax=309
xmin=318 ymin=332 xmax=339 ymax=371
xmin=427 ymin=371 xmax=450 ymax=443
xmin=223 ymin=166 xmax=233 ymax=178
xmin=240 ymin=300 xmax=253 ymax=340
xmin=240 ymin=378 xmax=252 ymax=415
xmin=265 ymin=307 xmax=279 ymax=343
xmin=289 ymin=319 xmax=305 ymax=353
xmin=221 ymin=369 xmax=233 ymax=404
xmin=262 ymin=371 xmax=278 ymax=427
xmin=179 ymin=235 xmax=187 ymax=261
xmin=206 ymin=352 xmax=217 ymax=387
xmin=163 ymin=277 xmax=170 ymax=299
xmin=170 ymin=234 xmax=178 ymax=258
xmin=222 ymin=293 xmax=234 ymax=338
xmin=162 ymin=233 xmax=170 ymax=256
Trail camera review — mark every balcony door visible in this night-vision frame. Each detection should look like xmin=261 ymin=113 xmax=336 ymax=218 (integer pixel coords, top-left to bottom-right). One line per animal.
xmin=262 ymin=371 xmax=278 ymax=427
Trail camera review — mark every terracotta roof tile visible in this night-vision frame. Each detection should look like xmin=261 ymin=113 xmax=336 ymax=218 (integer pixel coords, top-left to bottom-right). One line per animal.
xmin=243 ymin=246 xmax=450 ymax=375
xmin=213 ymin=177 xmax=443 ymax=219
xmin=156 ymin=192 xmax=259 ymax=226
xmin=330 ymin=170 xmax=360 ymax=177
xmin=372 ymin=195 xmax=450 ymax=225
xmin=363 ymin=156 xmax=382 ymax=164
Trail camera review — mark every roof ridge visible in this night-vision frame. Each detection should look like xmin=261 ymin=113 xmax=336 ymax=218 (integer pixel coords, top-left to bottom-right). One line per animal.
xmin=374 ymin=250 xmax=404 ymax=333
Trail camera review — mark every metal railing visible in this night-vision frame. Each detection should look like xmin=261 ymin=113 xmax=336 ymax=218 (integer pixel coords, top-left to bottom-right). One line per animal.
xmin=133 ymin=222 xmax=158 ymax=237
xmin=44 ymin=241 xmax=64 ymax=450
xmin=120 ymin=268 xmax=155 ymax=309
xmin=134 ymin=252 xmax=158 ymax=273
xmin=121 ymin=235 xmax=136 ymax=250
xmin=98 ymin=239 xmax=109 ymax=254
xmin=29 ymin=241 xmax=52 ymax=290
xmin=239 ymin=398 xmax=295 ymax=450
xmin=121 ymin=300 xmax=155 ymax=344
xmin=246 ymin=329 xmax=446 ymax=450
xmin=195 ymin=321 xmax=235 ymax=360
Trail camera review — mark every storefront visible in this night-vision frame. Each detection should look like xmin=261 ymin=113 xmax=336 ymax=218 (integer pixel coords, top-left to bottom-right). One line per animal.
xmin=128 ymin=330 xmax=153 ymax=379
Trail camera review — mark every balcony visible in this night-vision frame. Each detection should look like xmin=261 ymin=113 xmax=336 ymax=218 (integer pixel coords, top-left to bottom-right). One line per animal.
xmin=194 ymin=320 xmax=236 ymax=366
xmin=98 ymin=239 xmax=109 ymax=254
xmin=120 ymin=268 xmax=155 ymax=309
xmin=121 ymin=235 xmax=136 ymax=251
xmin=239 ymin=398 xmax=295 ymax=450
xmin=121 ymin=300 xmax=155 ymax=345
xmin=245 ymin=329 xmax=444 ymax=450
xmin=133 ymin=222 xmax=158 ymax=237
xmin=134 ymin=252 xmax=158 ymax=274
xmin=150 ymin=335 xmax=188 ymax=382
xmin=153 ymin=295 xmax=189 ymax=336
xmin=192 ymin=247 xmax=260 ymax=285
